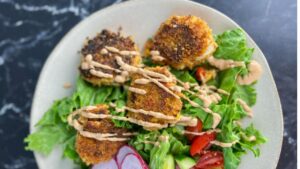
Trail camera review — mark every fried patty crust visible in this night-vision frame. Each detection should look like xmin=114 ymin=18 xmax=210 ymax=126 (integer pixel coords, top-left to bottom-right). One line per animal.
xmin=75 ymin=104 xmax=127 ymax=165
xmin=80 ymin=29 xmax=141 ymax=86
xmin=145 ymin=15 xmax=217 ymax=70
xmin=126 ymin=67 xmax=182 ymax=130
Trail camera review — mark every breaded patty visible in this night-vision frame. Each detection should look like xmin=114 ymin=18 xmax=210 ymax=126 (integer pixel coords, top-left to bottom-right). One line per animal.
xmin=80 ymin=29 xmax=141 ymax=86
xmin=75 ymin=104 xmax=127 ymax=165
xmin=144 ymin=15 xmax=217 ymax=70
xmin=126 ymin=67 xmax=182 ymax=130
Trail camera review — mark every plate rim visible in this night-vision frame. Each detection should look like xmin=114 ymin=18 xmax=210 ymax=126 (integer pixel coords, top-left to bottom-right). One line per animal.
xmin=29 ymin=0 xmax=284 ymax=168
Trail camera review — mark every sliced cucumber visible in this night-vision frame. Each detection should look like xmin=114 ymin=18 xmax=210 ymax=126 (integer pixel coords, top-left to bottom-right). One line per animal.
xmin=162 ymin=154 xmax=175 ymax=169
xmin=175 ymin=155 xmax=196 ymax=169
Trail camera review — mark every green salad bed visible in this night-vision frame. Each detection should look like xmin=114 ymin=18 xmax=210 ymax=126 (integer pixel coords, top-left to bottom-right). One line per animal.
xmin=25 ymin=29 xmax=266 ymax=169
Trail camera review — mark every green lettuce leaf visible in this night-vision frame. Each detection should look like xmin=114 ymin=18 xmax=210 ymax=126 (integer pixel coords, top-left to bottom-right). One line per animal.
xmin=24 ymin=124 xmax=69 ymax=155
xmin=231 ymin=84 xmax=257 ymax=106
xmin=214 ymin=29 xmax=254 ymax=62
xmin=25 ymin=76 xmax=131 ymax=168
xmin=171 ymin=69 xmax=197 ymax=83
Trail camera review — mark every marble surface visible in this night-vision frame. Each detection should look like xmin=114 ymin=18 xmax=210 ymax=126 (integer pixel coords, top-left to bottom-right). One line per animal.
xmin=0 ymin=0 xmax=296 ymax=168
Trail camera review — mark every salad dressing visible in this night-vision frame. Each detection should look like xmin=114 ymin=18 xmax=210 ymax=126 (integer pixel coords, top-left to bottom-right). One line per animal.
xmin=210 ymin=140 xmax=238 ymax=148
xmin=109 ymin=103 xmax=178 ymax=121
xmin=105 ymin=46 xmax=140 ymax=56
xmin=128 ymin=87 xmax=147 ymax=95
xmin=237 ymin=98 xmax=252 ymax=117
xmin=79 ymin=46 xmax=255 ymax=133
xmin=142 ymin=140 xmax=160 ymax=146
xmin=237 ymin=60 xmax=262 ymax=85
xmin=150 ymin=50 xmax=165 ymax=61
xmin=134 ymin=78 xmax=151 ymax=85
xmin=183 ymin=129 xmax=221 ymax=136
xmin=242 ymin=134 xmax=256 ymax=142
xmin=207 ymin=56 xmax=245 ymax=70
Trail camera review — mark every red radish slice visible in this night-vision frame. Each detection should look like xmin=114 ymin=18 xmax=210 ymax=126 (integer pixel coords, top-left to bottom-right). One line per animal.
xmin=92 ymin=158 xmax=119 ymax=169
xmin=121 ymin=153 xmax=148 ymax=169
xmin=116 ymin=145 xmax=139 ymax=164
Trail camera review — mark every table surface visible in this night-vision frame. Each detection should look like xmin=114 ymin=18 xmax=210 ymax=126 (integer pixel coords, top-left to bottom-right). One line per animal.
xmin=0 ymin=0 xmax=296 ymax=168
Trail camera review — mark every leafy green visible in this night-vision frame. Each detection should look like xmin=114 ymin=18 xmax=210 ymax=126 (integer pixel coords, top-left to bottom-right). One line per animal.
xmin=149 ymin=131 xmax=171 ymax=169
xmin=25 ymin=28 xmax=266 ymax=169
xmin=25 ymin=124 xmax=69 ymax=155
xmin=24 ymin=77 xmax=130 ymax=168
xmin=219 ymin=68 xmax=241 ymax=93
xmin=231 ymin=84 xmax=257 ymax=106
xmin=171 ymin=69 xmax=197 ymax=83
xmin=214 ymin=29 xmax=254 ymax=62
xmin=129 ymin=128 xmax=190 ymax=169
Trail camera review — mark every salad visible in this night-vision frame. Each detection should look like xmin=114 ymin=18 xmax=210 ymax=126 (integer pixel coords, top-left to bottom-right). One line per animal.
xmin=25 ymin=15 xmax=266 ymax=169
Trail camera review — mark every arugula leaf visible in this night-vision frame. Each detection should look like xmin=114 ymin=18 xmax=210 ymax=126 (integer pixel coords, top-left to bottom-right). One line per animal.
xmin=214 ymin=29 xmax=254 ymax=62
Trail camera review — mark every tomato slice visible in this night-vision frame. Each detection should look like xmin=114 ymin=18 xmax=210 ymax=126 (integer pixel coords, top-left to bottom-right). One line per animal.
xmin=190 ymin=132 xmax=216 ymax=156
xmin=195 ymin=151 xmax=224 ymax=169
xmin=195 ymin=67 xmax=216 ymax=83
xmin=195 ymin=67 xmax=206 ymax=82
xmin=185 ymin=119 xmax=203 ymax=141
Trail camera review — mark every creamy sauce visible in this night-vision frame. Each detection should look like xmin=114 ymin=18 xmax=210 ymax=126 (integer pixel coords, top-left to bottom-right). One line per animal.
xmin=80 ymin=111 xmax=168 ymax=129
xmin=216 ymin=89 xmax=230 ymax=95
xmin=207 ymin=56 xmax=245 ymax=70
xmin=210 ymin=140 xmax=238 ymax=148
xmin=183 ymin=129 xmax=221 ymax=136
xmin=237 ymin=60 xmax=262 ymax=85
xmin=115 ymin=56 xmax=173 ymax=82
xmin=78 ymin=47 xmax=249 ymax=132
xmin=105 ymin=46 xmax=140 ymax=56
xmin=233 ymin=120 xmax=242 ymax=126
xmin=159 ymin=135 xmax=169 ymax=142
xmin=142 ymin=140 xmax=160 ymax=146
xmin=109 ymin=103 xmax=178 ymax=121
xmin=170 ymin=86 xmax=183 ymax=92
xmin=114 ymin=75 xmax=126 ymax=83
xmin=134 ymin=78 xmax=151 ymax=85
xmin=100 ymin=48 xmax=108 ymax=55
xmin=211 ymin=113 xmax=222 ymax=129
xmin=152 ymin=55 xmax=165 ymax=62
xmin=63 ymin=82 xmax=72 ymax=89
xmin=150 ymin=50 xmax=165 ymax=61
xmin=176 ymin=116 xmax=198 ymax=126
xmin=68 ymin=112 xmax=137 ymax=142
xmin=128 ymin=87 xmax=147 ymax=95
xmin=68 ymin=103 xmax=198 ymax=132
xmin=90 ymin=69 xmax=113 ymax=78
xmin=143 ymin=74 xmax=180 ymax=99
xmin=237 ymin=98 xmax=252 ymax=117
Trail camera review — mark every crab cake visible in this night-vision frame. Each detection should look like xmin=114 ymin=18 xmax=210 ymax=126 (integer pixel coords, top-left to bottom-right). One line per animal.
xmin=126 ymin=67 xmax=182 ymax=130
xmin=75 ymin=104 xmax=127 ymax=165
xmin=145 ymin=15 xmax=217 ymax=70
xmin=80 ymin=29 xmax=141 ymax=86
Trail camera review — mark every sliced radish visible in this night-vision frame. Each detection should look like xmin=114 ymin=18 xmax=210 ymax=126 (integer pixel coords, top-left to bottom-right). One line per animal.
xmin=92 ymin=158 xmax=119 ymax=169
xmin=116 ymin=145 xmax=139 ymax=164
xmin=121 ymin=153 xmax=148 ymax=169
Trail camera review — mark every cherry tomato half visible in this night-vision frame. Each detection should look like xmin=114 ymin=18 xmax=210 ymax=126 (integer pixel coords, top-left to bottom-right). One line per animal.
xmin=185 ymin=119 xmax=203 ymax=141
xmin=190 ymin=132 xmax=216 ymax=156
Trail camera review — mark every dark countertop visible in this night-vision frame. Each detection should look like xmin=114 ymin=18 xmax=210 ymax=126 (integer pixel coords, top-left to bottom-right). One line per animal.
xmin=0 ymin=0 xmax=296 ymax=168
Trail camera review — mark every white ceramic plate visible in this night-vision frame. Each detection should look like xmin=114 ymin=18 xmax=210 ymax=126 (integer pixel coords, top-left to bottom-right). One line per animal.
xmin=30 ymin=0 xmax=283 ymax=168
